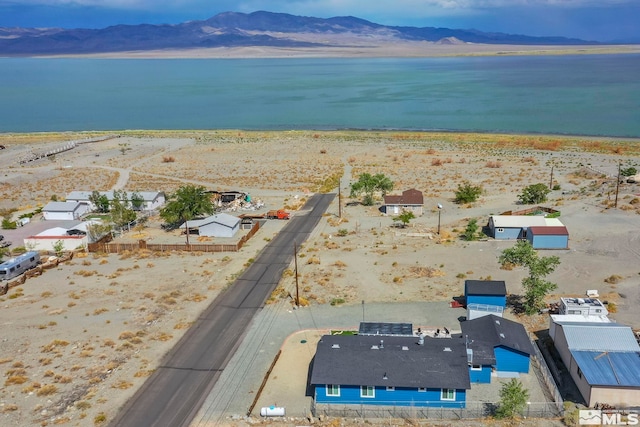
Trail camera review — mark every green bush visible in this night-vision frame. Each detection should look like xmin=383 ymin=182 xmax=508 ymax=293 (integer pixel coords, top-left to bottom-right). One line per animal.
xmin=1 ymin=219 xmax=17 ymax=230
xmin=518 ymin=183 xmax=551 ymax=204
xmin=454 ymin=182 xmax=483 ymax=204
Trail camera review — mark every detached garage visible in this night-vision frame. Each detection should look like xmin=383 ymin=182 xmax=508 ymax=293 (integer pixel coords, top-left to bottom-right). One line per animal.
xmin=527 ymin=226 xmax=569 ymax=249
xmin=42 ymin=201 xmax=90 ymax=221
xmin=180 ymin=213 xmax=240 ymax=238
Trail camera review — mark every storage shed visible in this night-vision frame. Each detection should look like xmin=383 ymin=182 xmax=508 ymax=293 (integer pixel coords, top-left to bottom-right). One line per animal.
xmin=464 ymin=280 xmax=506 ymax=320
xmin=526 ymin=226 xmax=569 ymax=249
xmin=488 ymin=215 xmax=564 ymax=240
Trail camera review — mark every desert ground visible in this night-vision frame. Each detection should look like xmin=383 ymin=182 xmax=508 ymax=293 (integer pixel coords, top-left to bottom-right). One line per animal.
xmin=0 ymin=130 xmax=639 ymax=426
xmin=50 ymin=39 xmax=640 ymax=59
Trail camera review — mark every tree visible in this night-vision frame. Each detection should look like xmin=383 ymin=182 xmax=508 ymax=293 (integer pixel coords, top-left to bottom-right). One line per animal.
xmin=454 ymin=182 xmax=482 ymax=204
xmin=160 ymin=185 xmax=214 ymax=244
xmin=349 ymin=173 xmax=394 ymax=206
xmin=495 ymin=378 xmax=529 ymax=419
xmin=621 ymin=167 xmax=637 ymax=177
xmin=52 ymin=240 xmax=65 ymax=257
xmin=130 ymin=192 xmax=144 ymax=211
xmin=110 ymin=190 xmax=136 ymax=230
xmin=393 ymin=211 xmax=415 ymax=228
xmin=499 ymin=240 xmax=560 ymax=315
xmin=461 ymin=218 xmax=479 ymax=241
xmin=499 ymin=240 xmax=537 ymax=268
xmin=86 ymin=222 xmax=112 ymax=243
xmin=89 ymin=191 xmax=110 ymax=213
xmin=518 ymin=183 xmax=551 ymax=204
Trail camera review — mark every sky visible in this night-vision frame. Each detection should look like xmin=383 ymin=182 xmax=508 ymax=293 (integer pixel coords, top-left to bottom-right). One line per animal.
xmin=1 ymin=0 xmax=639 ymax=43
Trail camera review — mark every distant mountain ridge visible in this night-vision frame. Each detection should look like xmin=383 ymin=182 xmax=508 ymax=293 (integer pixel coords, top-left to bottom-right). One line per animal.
xmin=0 ymin=10 xmax=599 ymax=56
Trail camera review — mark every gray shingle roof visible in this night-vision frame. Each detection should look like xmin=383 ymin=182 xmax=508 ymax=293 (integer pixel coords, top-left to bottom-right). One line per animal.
xmin=180 ymin=213 xmax=240 ymax=229
xmin=43 ymin=201 xmax=82 ymax=212
xmin=310 ymin=334 xmax=471 ymax=390
xmin=460 ymin=315 xmax=534 ymax=359
xmin=66 ymin=191 xmax=163 ymax=202
xmin=464 ymin=280 xmax=507 ymax=296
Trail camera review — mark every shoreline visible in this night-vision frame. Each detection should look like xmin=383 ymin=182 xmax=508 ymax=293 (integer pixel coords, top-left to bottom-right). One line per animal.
xmin=3 ymin=129 xmax=640 ymax=146
xmin=6 ymin=42 xmax=640 ymax=60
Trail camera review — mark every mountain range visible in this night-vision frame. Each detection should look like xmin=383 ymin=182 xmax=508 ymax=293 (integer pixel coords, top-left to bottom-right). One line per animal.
xmin=0 ymin=10 xmax=600 ymax=56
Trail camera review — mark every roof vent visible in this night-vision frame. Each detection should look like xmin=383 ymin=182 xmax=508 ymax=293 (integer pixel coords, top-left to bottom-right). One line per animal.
xmin=331 ymin=344 xmax=340 ymax=349
xmin=402 ymin=346 xmax=409 ymax=351
xmin=380 ymin=340 xmax=384 ymax=349
xmin=499 ymin=333 xmax=505 ymax=338
xmin=495 ymin=320 xmax=501 ymax=325
xmin=371 ymin=345 xmax=379 ymax=350
xmin=443 ymin=347 xmax=452 ymax=352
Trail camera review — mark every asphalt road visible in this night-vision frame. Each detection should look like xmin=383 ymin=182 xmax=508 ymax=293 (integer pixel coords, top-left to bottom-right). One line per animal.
xmin=108 ymin=193 xmax=336 ymax=427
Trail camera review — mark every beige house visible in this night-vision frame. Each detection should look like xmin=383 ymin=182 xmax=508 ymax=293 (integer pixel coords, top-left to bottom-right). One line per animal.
xmin=383 ymin=188 xmax=424 ymax=216
xmin=550 ymin=319 xmax=640 ymax=407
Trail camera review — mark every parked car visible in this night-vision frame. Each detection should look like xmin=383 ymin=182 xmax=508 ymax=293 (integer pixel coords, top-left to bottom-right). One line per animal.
xmin=0 ymin=240 xmax=11 ymax=248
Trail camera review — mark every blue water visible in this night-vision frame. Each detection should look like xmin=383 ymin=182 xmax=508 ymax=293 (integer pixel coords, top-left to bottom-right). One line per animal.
xmin=1 ymin=55 xmax=639 ymax=136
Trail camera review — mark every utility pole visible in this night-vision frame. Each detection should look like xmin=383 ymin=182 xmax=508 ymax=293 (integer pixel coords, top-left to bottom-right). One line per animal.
xmin=294 ymin=241 xmax=300 ymax=307
xmin=549 ymin=163 xmax=554 ymax=190
xmin=614 ymin=162 xmax=621 ymax=208
xmin=338 ymin=183 xmax=342 ymax=218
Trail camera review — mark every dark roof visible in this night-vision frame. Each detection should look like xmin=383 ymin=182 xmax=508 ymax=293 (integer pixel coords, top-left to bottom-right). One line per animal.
xmin=464 ymin=280 xmax=507 ymax=296
xmin=384 ymin=188 xmax=424 ymax=206
xmin=310 ymin=334 xmax=471 ymax=390
xmin=528 ymin=226 xmax=569 ymax=236
xmin=460 ymin=315 xmax=534 ymax=361
xmin=358 ymin=322 xmax=414 ymax=337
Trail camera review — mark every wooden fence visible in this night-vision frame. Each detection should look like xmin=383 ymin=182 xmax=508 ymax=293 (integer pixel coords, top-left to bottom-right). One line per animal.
xmin=87 ymin=221 xmax=261 ymax=254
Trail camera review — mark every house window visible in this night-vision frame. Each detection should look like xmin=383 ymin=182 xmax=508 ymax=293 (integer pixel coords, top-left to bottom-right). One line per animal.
xmin=441 ymin=389 xmax=456 ymax=401
xmin=577 ymin=367 xmax=583 ymax=379
xmin=386 ymin=386 xmax=395 ymax=392
xmin=326 ymin=384 xmax=340 ymax=397
xmin=360 ymin=386 xmax=375 ymax=398
xmin=418 ymin=387 xmax=426 ymax=393
xmin=471 ymin=364 xmax=482 ymax=371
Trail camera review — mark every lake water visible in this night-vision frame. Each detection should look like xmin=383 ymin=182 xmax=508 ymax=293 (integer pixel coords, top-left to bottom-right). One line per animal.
xmin=1 ymin=54 xmax=639 ymax=137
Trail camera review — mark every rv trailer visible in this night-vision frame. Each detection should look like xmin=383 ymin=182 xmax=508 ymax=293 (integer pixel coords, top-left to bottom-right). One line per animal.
xmin=0 ymin=251 xmax=41 ymax=281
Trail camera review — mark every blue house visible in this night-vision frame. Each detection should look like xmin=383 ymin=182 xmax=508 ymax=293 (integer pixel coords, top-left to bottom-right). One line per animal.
xmin=527 ymin=226 xmax=569 ymax=249
xmin=488 ymin=215 xmax=565 ymax=240
xmin=460 ymin=315 xmax=534 ymax=383
xmin=310 ymin=334 xmax=470 ymax=408
xmin=464 ymin=280 xmax=507 ymax=320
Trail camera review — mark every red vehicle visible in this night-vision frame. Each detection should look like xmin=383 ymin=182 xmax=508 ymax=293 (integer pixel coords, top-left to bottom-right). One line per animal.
xmin=266 ymin=209 xmax=290 ymax=220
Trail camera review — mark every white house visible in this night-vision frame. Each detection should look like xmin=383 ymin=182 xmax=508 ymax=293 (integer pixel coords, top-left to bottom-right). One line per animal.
xmin=180 ymin=213 xmax=240 ymax=238
xmin=65 ymin=191 xmax=166 ymax=211
xmin=42 ymin=201 xmax=90 ymax=221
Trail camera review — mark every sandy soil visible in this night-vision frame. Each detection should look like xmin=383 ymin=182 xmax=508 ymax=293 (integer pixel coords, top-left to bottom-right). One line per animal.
xmin=0 ymin=130 xmax=639 ymax=426
xmin=41 ymin=41 xmax=640 ymax=59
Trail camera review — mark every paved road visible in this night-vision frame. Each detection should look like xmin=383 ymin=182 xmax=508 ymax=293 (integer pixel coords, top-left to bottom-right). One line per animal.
xmin=109 ymin=193 xmax=335 ymax=427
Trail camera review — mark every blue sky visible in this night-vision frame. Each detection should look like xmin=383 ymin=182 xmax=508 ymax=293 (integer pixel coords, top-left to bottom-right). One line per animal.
xmin=1 ymin=0 xmax=639 ymax=43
